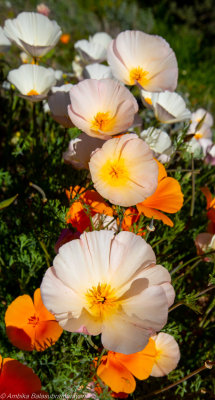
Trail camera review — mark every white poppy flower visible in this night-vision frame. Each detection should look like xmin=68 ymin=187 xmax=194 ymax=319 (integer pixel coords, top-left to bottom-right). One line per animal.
xmin=63 ymin=132 xmax=103 ymax=169
xmin=140 ymin=89 xmax=153 ymax=109
xmin=208 ymin=144 xmax=215 ymax=158
xmin=150 ymin=91 xmax=191 ymax=123
xmin=89 ymin=134 xmax=158 ymax=207
xmin=187 ymin=120 xmax=212 ymax=141
xmin=0 ymin=26 xmax=11 ymax=52
xmin=72 ymin=55 xmax=83 ymax=80
xmin=150 ymin=332 xmax=180 ymax=377
xmin=20 ymin=51 xmax=32 ymax=64
xmin=40 ymin=230 xmax=175 ymax=354
xmin=8 ymin=64 xmax=56 ymax=102
xmin=83 ymin=63 xmax=113 ymax=79
xmin=48 ymin=68 xmax=63 ymax=82
xmin=4 ymin=12 xmax=62 ymax=57
xmin=185 ymin=137 xmax=202 ymax=157
xmin=107 ymin=30 xmax=178 ymax=91
xmin=48 ymin=84 xmax=73 ymax=127
xmin=140 ymin=128 xmax=172 ymax=155
xmin=191 ymin=108 xmax=213 ymax=128
xmin=75 ymin=32 xmax=112 ymax=63
xmin=68 ymin=79 xmax=138 ymax=140
xmin=209 ymin=235 xmax=215 ymax=250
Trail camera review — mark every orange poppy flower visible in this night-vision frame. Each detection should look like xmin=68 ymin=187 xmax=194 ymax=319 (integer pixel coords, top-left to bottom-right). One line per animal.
xmin=136 ymin=160 xmax=183 ymax=227
xmin=5 ymin=289 xmax=63 ymax=351
xmin=0 ymin=355 xmax=48 ymax=396
xmin=201 ymin=187 xmax=215 ymax=224
xmin=96 ymin=338 xmax=156 ymax=394
xmin=121 ymin=207 xmax=145 ymax=237
xmin=66 ymin=186 xmax=113 ymax=232
xmin=60 ymin=33 xmax=71 ymax=44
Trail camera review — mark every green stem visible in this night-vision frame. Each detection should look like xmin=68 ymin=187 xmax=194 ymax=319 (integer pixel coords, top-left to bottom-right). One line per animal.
xmin=171 ymin=250 xmax=215 ymax=277
xmin=169 ymin=285 xmax=215 ymax=313
xmin=85 ymin=335 xmax=99 ymax=350
xmin=190 ymin=154 xmax=195 ymax=216
xmin=143 ymin=360 xmax=215 ymax=398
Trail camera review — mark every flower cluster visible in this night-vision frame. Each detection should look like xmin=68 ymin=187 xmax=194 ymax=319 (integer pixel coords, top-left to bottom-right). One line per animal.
xmin=1 ymin=5 xmax=214 ymax=398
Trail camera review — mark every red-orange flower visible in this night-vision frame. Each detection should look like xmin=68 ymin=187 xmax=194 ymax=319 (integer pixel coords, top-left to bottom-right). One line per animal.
xmin=66 ymin=186 xmax=113 ymax=232
xmin=121 ymin=207 xmax=145 ymax=237
xmin=60 ymin=33 xmax=71 ymax=44
xmin=136 ymin=160 xmax=183 ymax=227
xmin=5 ymin=289 xmax=63 ymax=351
xmin=96 ymin=338 xmax=156 ymax=394
xmin=201 ymin=187 xmax=215 ymax=225
xmin=0 ymin=355 xmax=48 ymax=396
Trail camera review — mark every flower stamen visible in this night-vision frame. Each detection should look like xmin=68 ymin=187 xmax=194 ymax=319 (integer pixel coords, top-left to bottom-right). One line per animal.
xmin=130 ymin=67 xmax=149 ymax=86
xmin=91 ymin=112 xmax=115 ymax=133
xmin=27 ymin=89 xmax=39 ymax=96
xmin=28 ymin=314 xmax=39 ymax=327
xmin=85 ymin=283 xmax=118 ymax=319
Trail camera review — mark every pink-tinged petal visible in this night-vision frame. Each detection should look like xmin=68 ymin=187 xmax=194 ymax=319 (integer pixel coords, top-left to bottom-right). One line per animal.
xmin=40 ymin=267 xmax=83 ymax=317
xmin=107 ymin=39 xmax=131 ymax=84
xmin=102 ymin=311 xmax=155 ymax=354
xmin=89 ymin=135 xmax=158 ymax=207
xmin=109 ymin=231 xmax=156 ymax=295
xmin=107 ymin=30 xmax=178 ymax=91
xmin=53 ymin=231 xmax=114 ymax=290
xmin=58 ymin=308 xmax=102 ymax=335
xmin=131 ymin=264 xmax=171 ymax=286
xmin=63 ymin=132 xmax=104 ymax=170
xmin=151 ymin=332 xmax=180 ymax=377
xmin=160 ymin=282 xmax=175 ymax=307
xmin=122 ymin=286 xmax=169 ymax=332
xmin=68 ymin=79 xmax=138 ymax=139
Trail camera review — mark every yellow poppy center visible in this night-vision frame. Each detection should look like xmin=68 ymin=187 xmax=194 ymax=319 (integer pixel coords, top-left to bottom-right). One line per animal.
xmin=85 ymin=283 xmax=118 ymax=319
xmin=27 ymin=89 xmax=39 ymax=96
xmin=28 ymin=314 xmax=39 ymax=327
xmin=99 ymin=158 xmax=129 ymax=187
xmin=130 ymin=67 xmax=149 ymax=86
xmin=194 ymin=133 xmax=203 ymax=140
xmin=91 ymin=112 xmax=116 ymax=133
xmin=144 ymin=97 xmax=152 ymax=105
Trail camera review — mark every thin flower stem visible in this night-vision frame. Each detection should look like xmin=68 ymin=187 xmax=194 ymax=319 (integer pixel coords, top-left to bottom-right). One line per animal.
xmin=38 ymin=240 xmax=51 ymax=268
xmin=171 ymin=255 xmax=202 ymax=275
xmin=169 ymin=301 xmax=184 ymax=312
xmin=97 ymin=348 xmax=106 ymax=367
xmin=152 ymin=237 xmax=168 ymax=249
xmin=29 ymin=182 xmax=47 ymax=202
xmin=143 ymin=360 xmax=215 ymax=398
xmin=171 ymin=250 xmax=215 ymax=277
xmin=196 ymin=284 xmax=215 ymax=297
xmin=168 ymin=169 xmax=200 ymax=173
xmin=190 ymin=154 xmax=195 ymax=216
xmin=173 ymin=260 xmax=201 ymax=283
xmin=169 ymin=285 xmax=215 ymax=313
xmin=85 ymin=335 xmax=99 ymax=350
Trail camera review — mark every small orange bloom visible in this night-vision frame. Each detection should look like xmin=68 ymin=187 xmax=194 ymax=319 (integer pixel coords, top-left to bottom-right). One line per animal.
xmin=0 ymin=355 xmax=48 ymax=396
xmin=60 ymin=33 xmax=71 ymax=44
xmin=137 ymin=160 xmax=183 ymax=227
xmin=66 ymin=186 xmax=113 ymax=232
xmin=5 ymin=289 xmax=63 ymax=351
xmin=96 ymin=338 xmax=156 ymax=394
xmin=201 ymin=187 xmax=215 ymax=225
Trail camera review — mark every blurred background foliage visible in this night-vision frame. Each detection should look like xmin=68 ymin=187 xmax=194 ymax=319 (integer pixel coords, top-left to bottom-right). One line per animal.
xmin=0 ymin=0 xmax=215 ymax=398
